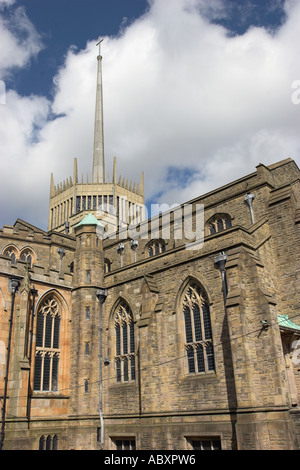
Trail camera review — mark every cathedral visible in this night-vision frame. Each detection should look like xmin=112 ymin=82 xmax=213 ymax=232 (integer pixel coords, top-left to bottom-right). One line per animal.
xmin=0 ymin=46 xmax=300 ymax=451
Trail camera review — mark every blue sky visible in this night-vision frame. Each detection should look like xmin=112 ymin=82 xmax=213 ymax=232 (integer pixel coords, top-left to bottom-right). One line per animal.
xmin=0 ymin=0 xmax=299 ymax=229
xmin=10 ymin=0 xmax=150 ymax=98
xmin=7 ymin=0 xmax=286 ymax=98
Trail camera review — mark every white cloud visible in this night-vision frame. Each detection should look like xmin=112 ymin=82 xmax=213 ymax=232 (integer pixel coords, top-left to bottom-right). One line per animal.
xmin=0 ymin=5 xmax=43 ymax=76
xmin=0 ymin=0 xmax=16 ymax=7
xmin=0 ymin=0 xmax=300 ymax=229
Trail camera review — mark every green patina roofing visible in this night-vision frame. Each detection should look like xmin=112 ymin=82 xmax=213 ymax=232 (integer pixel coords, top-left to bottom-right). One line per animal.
xmin=278 ymin=314 xmax=300 ymax=331
xmin=75 ymin=213 xmax=105 ymax=228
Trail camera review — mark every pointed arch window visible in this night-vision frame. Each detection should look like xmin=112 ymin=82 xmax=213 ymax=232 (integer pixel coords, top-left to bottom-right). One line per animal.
xmin=20 ymin=248 xmax=34 ymax=267
xmin=114 ymin=302 xmax=135 ymax=383
xmin=3 ymin=246 xmax=18 ymax=264
xmin=148 ymin=240 xmax=166 ymax=257
xmin=208 ymin=214 xmax=232 ymax=236
xmin=182 ymin=282 xmax=215 ymax=374
xmin=39 ymin=434 xmax=58 ymax=450
xmin=33 ymin=296 xmax=61 ymax=391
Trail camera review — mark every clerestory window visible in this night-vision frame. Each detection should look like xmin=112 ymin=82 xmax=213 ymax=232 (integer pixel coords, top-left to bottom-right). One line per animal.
xmin=3 ymin=247 xmax=18 ymax=264
xmin=20 ymin=249 xmax=34 ymax=267
xmin=208 ymin=214 xmax=232 ymax=235
xmin=148 ymin=240 xmax=166 ymax=257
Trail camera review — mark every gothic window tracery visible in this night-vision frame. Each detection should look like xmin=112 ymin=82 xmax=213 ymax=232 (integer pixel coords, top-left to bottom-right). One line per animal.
xmin=114 ymin=302 xmax=135 ymax=383
xmin=20 ymin=248 xmax=34 ymax=267
xmin=2 ymin=245 xmax=36 ymax=266
xmin=33 ymin=296 xmax=61 ymax=392
xmin=3 ymin=246 xmax=18 ymax=264
xmin=182 ymin=282 xmax=215 ymax=374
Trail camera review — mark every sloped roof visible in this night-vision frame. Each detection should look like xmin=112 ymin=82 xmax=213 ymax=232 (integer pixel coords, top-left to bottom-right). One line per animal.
xmin=13 ymin=218 xmax=47 ymax=234
xmin=74 ymin=213 xmax=105 ymax=228
xmin=278 ymin=314 xmax=300 ymax=331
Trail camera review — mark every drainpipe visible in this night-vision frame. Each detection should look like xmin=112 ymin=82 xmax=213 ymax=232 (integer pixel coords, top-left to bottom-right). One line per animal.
xmin=214 ymin=251 xmax=228 ymax=304
xmin=65 ymin=222 xmax=70 ymax=235
xmin=0 ymin=278 xmax=20 ymax=451
xmin=117 ymin=243 xmax=124 ymax=267
xmin=244 ymin=193 xmax=255 ymax=225
xmin=58 ymin=247 xmax=65 ymax=275
xmin=96 ymin=288 xmax=108 ymax=450
xmin=130 ymin=240 xmax=138 ymax=263
xmin=27 ymin=285 xmax=38 ymax=423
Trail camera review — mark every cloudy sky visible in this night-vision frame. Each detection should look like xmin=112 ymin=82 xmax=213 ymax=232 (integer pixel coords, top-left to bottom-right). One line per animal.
xmin=0 ymin=0 xmax=299 ymax=231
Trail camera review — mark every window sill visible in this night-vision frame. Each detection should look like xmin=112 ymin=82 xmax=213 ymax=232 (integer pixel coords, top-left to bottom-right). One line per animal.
xmin=31 ymin=391 xmax=69 ymax=399
xmin=180 ymin=370 xmax=218 ymax=382
xmin=110 ymin=380 xmax=137 ymax=388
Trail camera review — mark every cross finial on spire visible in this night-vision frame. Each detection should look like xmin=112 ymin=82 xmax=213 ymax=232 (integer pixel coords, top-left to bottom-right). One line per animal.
xmin=96 ymin=37 xmax=104 ymax=55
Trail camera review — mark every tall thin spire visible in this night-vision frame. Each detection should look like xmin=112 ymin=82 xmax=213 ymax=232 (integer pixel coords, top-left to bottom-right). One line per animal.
xmin=92 ymin=37 xmax=105 ymax=184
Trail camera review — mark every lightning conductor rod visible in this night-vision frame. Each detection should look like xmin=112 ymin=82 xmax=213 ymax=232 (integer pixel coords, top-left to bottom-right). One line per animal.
xmin=92 ymin=37 xmax=105 ymax=184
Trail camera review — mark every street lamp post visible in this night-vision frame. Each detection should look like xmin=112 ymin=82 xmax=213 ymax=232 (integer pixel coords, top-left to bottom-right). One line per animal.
xmin=95 ymin=288 xmax=108 ymax=450
xmin=214 ymin=251 xmax=228 ymax=304
xmin=0 ymin=278 xmax=20 ymax=451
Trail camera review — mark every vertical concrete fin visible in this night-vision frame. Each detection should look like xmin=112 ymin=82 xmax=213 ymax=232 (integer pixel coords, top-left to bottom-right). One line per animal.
xmin=113 ymin=156 xmax=117 ymax=183
xmin=50 ymin=173 xmax=55 ymax=198
xmin=139 ymin=171 xmax=144 ymax=197
xmin=73 ymin=157 xmax=78 ymax=184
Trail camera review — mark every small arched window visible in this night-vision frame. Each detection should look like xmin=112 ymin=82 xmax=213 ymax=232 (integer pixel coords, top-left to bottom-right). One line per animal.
xmin=20 ymin=248 xmax=34 ymax=267
xmin=39 ymin=434 xmax=58 ymax=450
xmin=34 ymin=296 xmax=61 ymax=392
xmin=85 ymin=306 xmax=90 ymax=319
xmin=3 ymin=246 xmax=18 ymax=264
xmin=39 ymin=435 xmax=45 ymax=450
xmin=46 ymin=435 xmax=52 ymax=450
xmin=114 ymin=301 xmax=135 ymax=383
xmin=53 ymin=435 xmax=58 ymax=450
xmin=104 ymin=258 xmax=111 ymax=273
xmin=148 ymin=240 xmax=166 ymax=257
xmin=182 ymin=282 xmax=215 ymax=374
xmin=208 ymin=214 xmax=232 ymax=235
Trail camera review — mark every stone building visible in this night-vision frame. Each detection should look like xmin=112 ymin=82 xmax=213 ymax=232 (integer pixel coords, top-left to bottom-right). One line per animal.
xmin=0 ymin=48 xmax=300 ymax=451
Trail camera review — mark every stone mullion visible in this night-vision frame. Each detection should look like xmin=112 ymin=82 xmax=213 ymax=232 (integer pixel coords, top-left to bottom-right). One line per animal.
xmin=48 ymin=351 xmax=54 ymax=391
xmin=42 ymin=313 xmax=46 ymax=348
xmin=49 ymin=311 xmax=55 ymax=350
xmin=191 ymin=298 xmax=202 ymax=372
xmin=40 ymin=351 xmax=46 ymax=391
